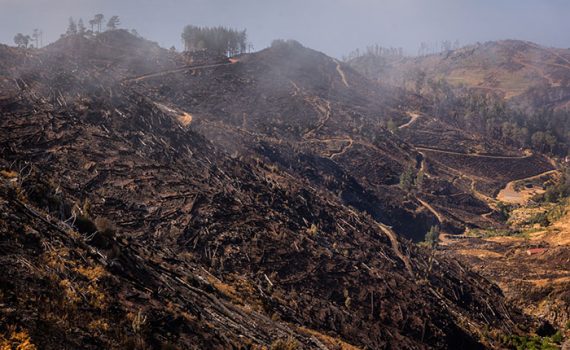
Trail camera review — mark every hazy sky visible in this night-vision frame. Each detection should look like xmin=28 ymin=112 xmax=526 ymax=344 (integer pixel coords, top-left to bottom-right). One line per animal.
xmin=1 ymin=0 xmax=569 ymax=58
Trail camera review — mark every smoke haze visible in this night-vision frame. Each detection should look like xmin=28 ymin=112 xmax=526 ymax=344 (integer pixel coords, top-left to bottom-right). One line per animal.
xmin=1 ymin=0 xmax=570 ymax=57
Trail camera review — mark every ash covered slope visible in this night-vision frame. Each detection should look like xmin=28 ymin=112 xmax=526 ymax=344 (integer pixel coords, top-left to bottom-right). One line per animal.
xmin=126 ymin=37 xmax=508 ymax=237
xmin=0 ymin=31 xmax=528 ymax=349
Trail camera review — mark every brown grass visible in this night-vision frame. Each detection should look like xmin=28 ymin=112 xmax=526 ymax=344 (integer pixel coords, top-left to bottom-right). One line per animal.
xmin=0 ymin=170 xmax=18 ymax=179
xmin=455 ymin=249 xmax=503 ymax=258
xmin=0 ymin=327 xmax=37 ymax=350
xmin=298 ymin=327 xmax=361 ymax=350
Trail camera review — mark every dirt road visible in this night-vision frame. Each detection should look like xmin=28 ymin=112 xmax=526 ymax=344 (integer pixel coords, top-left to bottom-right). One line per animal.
xmin=398 ymin=112 xmax=421 ymax=129
xmin=334 ymin=59 xmax=350 ymax=88
xmin=303 ymin=98 xmax=332 ymax=139
xmin=417 ymin=198 xmax=444 ymax=223
xmin=497 ymin=169 xmax=560 ymax=204
xmin=416 ymin=147 xmax=531 ymax=160
xmin=124 ymin=62 xmax=235 ymax=83
xmin=329 ymin=138 xmax=354 ymax=159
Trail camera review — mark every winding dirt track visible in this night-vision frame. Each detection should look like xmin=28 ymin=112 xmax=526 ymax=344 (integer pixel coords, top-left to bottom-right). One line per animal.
xmin=415 ymin=147 xmax=531 ymax=160
xmin=329 ymin=139 xmax=354 ymax=159
xmin=303 ymin=98 xmax=332 ymax=139
xmin=334 ymin=60 xmax=350 ymax=88
xmin=417 ymin=198 xmax=444 ymax=223
xmin=124 ymin=62 xmax=235 ymax=83
xmin=398 ymin=112 xmax=421 ymax=129
xmin=496 ymin=169 xmax=560 ymax=204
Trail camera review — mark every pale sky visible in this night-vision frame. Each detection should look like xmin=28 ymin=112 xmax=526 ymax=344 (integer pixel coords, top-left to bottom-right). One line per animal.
xmin=1 ymin=0 xmax=569 ymax=58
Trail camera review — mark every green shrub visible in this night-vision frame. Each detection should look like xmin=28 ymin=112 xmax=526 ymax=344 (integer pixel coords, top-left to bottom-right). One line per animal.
xmin=526 ymin=211 xmax=550 ymax=226
xmin=424 ymin=225 xmax=440 ymax=248
xmin=500 ymin=331 xmax=564 ymax=350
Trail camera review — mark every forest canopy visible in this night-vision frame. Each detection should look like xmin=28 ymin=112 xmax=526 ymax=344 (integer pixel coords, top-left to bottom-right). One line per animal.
xmin=181 ymin=25 xmax=247 ymax=56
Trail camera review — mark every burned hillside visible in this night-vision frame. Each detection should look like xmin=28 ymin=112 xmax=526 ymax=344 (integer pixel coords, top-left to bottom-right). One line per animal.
xmin=0 ymin=31 xmax=538 ymax=349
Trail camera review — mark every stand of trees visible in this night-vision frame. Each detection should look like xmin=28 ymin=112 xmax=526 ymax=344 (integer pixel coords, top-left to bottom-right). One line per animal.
xmin=181 ymin=25 xmax=247 ymax=56
xmin=13 ymin=33 xmax=32 ymax=48
xmin=399 ymin=166 xmax=425 ymax=193
xmin=62 ymin=15 xmax=121 ymax=39
xmin=343 ymin=44 xmax=404 ymax=62
xmin=417 ymin=40 xmax=461 ymax=56
xmin=343 ymin=40 xmax=461 ymax=62
xmin=14 ymin=29 xmax=43 ymax=48
xmin=422 ymin=78 xmax=570 ymax=157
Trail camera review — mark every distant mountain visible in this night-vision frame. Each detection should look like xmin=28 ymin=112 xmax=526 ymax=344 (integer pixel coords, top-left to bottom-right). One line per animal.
xmin=350 ymin=39 xmax=570 ymax=111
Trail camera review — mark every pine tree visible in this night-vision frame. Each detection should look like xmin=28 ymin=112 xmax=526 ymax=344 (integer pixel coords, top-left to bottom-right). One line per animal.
xmin=89 ymin=19 xmax=96 ymax=32
xmin=386 ymin=118 xmax=397 ymax=132
xmin=32 ymin=29 xmax=40 ymax=48
xmin=94 ymin=14 xmax=104 ymax=33
xmin=66 ymin=17 xmax=78 ymax=36
xmin=399 ymin=166 xmax=415 ymax=193
xmin=416 ymin=170 xmax=425 ymax=191
xmin=424 ymin=226 xmax=440 ymax=249
xmin=106 ymin=16 xmax=120 ymax=31
xmin=78 ymin=19 xmax=86 ymax=35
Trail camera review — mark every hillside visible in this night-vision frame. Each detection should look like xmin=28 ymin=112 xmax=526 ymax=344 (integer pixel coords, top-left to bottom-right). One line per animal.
xmin=123 ymin=37 xmax=558 ymax=237
xmin=441 ymin=200 xmax=570 ymax=330
xmin=349 ymin=40 xmax=570 ymax=110
xmin=0 ymin=30 xmax=561 ymax=348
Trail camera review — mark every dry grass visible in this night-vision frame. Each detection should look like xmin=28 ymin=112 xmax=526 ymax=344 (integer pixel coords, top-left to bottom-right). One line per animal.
xmin=455 ymin=249 xmax=503 ymax=258
xmin=298 ymin=327 xmax=361 ymax=350
xmin=177 ymin=112 xmax=193 ymax=126
xmin=547 ymin=204 xmax=570 ymax=245
xmin=526 ymin=276 xmax=570 ymax=288
xmin=0 ymin=170 xmax=18 ymax=179
xmin=270 ymin=337 xmax=299 ymax=350
xmin=75 ymin=265 xmax=106 ymax=283
xmin=0 ymin=328 xmax=37 ymax=350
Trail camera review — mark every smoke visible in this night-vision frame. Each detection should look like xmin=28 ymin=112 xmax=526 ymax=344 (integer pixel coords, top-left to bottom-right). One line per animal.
xmin=1 ymin=0 xmax=569 ymax=58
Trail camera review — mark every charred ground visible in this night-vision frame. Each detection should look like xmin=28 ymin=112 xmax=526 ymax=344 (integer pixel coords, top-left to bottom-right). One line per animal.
xmin=0 ymin=30 xmax=561 ymax=349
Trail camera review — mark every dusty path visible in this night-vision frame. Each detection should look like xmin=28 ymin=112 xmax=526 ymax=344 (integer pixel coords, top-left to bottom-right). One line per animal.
xmin=124 ymin=62 xmax=235 ymax=83
xmin=497 ymin=169 xmax=559 ymax=204
xmin=467 ymin=176 xmax=497 ymax=205
xmin=416 ymin=146 xmax=531 ymax=159
xmin=290 ymin=80 xmax=301 ymax=97
xmin=417 ymin=151 xmax=430 ymax=178
xmin=334 ymin=60 xmax=350 ymax=88
xmin=417 ymin=198 xmax=444 ymax=223
xmin=303 ymin=98 xmax=332 ymax=139
xmin=377 ymin=223 xmax=415 ymax=278
xmin=329 ymin=138 xmax=354 ymax=159
xmin=398 ymin=112 xmax=421 ymax=129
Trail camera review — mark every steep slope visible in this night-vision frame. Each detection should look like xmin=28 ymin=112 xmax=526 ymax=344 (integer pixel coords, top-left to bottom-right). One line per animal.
xmin=441 ymin=200 xmax=570 ymax=330
xmin=122 ymin=38 xmax=515 ymax=237
xmin=0 ymin=31 xmax=532 ymax=348
xmin=348 ymin=40 xmax=559 ymax=208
